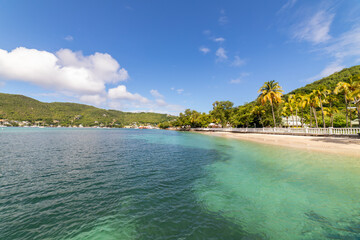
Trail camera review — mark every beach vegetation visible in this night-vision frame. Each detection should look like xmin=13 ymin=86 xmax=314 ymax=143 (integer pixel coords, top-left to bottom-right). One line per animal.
xmin=257 ymin=80 xmax=283 ymax=127
xmin=170 ymin=65 xmax=360 ymax=129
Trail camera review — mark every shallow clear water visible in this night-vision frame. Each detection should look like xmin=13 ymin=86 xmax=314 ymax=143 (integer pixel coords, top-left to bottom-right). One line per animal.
xmin=1 ymin=128 xmax=360 ymax=239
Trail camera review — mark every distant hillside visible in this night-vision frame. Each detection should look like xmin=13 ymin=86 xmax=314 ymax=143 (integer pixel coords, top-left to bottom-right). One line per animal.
xmin=0 ymin=93 xmax=176 ymax=127
xmin=288 ymin=65 xmax=360 ymax=95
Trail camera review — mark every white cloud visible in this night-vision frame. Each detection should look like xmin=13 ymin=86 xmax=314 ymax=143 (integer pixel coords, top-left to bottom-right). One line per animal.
xmin=229 ymin=73 xmax=250 ymax=84
xmin=171 ymin=88 xmax=184 ymax=94
xmin=65 ymin=35 xmax=74 ymax=41
xmin=214 ymin=37 xmax=225 ymax=43
xmin=229 ymin=79 xmax=242 ymax=84
xmin=150 ymin=89 xmax=163 ymax=98
xmin=324 ymin=25 xmax=360 ymax=60
xmin=199 ymin=47 xmax=210 ymax=54
xmin=215 ymin=47 xmax=228 ymax=62
xmin=292 ymin=10 xmax=334 ymax=44
xmin=231 ymin=56 xmax=246 ymax=67
xmin=305 ymin=62 xmax=344 ymax=82
xmin=218 ymin=9 xmax=228 ymax=25
xmin=79 ymin=94 xmax=106 ymax=106
xmin=34 ymin=92 xmax=61 ymax=98
xmin=155 ymin=98 xmax=167 ymax=106
xmin=304 ymin=25 xmax=360 ymax=82
xmin=0 ymin=47 xmax=129 ymax=95
xmin=0 ymin=47 xmax=184 ymax=114
xmin=176 ymin=89 xmax=184 ymax=94
xmin=278 ymin=0 xmax=297 ymax=13
xmin=109 ymin=87 xmax=184 ymax=115
xmin=203 ymin=30 xmax=211 ymax=35
xmin=108 ymin=85 xmax=149 ymax=103
xmin=219 ymin=16 xmax=228 ymax=25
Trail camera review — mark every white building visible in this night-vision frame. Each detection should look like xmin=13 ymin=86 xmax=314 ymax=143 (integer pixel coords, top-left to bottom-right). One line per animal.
xmin=282 ymin=115 xmax=303 ymax=127
xmin=351 ymin=119 xmax=359 ymax=127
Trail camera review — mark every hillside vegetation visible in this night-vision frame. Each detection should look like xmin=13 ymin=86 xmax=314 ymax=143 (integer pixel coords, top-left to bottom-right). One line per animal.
xmin=288 ymin=65 xmax=360 ymax=95
xmin=165 ymin=65 xmax=360 ymax=129
xmin=0 ymin=93 xmax=175 ymax=127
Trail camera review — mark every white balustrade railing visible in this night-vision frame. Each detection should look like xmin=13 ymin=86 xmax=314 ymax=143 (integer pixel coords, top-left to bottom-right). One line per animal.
xmin=192 ymin=127 xmax=360 ymax=136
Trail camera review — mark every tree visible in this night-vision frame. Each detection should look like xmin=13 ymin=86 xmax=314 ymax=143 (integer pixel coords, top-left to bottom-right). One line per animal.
xmin=197 ymin=113 xmax=212 ymax=127
xmin=299 ymin=94 xmax=310 ymax=128
xmin=258 ymin=80 xmax=283 ymax=127
xmin=282 ymin=102 xmax=293 ymax=127
xmin=309 ymin=91 xmax=320 ymax=128
xmin=231 ymin=105 xmax=253 ymax=127
xmin=324 ymin=107 xmax=338 ymax=128
xmin=313 ymin=86 xmax=330 ymax=128
xmin=251 ymin=105 xmax=266 ymax=127
xmin=210 ymin=101 xmax=234 ymax=127
xmin=288 ymin=94 xmax=301 ymax=128
xmin=350 ymin=75 xmax=360 ymax=126
xmin=335 ymin=81 xmax=351 ymax=127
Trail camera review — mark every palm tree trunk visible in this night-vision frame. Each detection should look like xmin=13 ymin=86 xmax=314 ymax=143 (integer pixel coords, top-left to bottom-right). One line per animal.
xmin=301 ymin=107 xmax=304 ymax=128
xmin=330 ymin=102 xmax=333 ymax=129
xmin=319 ymin=96 xmax=325 ymax=128
xmin=309 ymin=106 xmax=313 ymax=128
xmin=350 ymin=108 xmax=353 ymax=128
xmin=357 ymin=104 xmax=360 ymax=128
xmin=292 ymin=115 xmax=295 ymax=128
xmin=271 ymin=103 xmax=276 ymax=127
xmin=287 ymin=117 xmax=289 ymax=128
xmin=355 ymin=98 xmax=360 ymax=128
xmin=313 ymin=107 xmax=318 ymax=128
xmin=345 ymin=94 xmax=349 ymax=128
xmin=295 ymin=109 xmax=298 ymax=128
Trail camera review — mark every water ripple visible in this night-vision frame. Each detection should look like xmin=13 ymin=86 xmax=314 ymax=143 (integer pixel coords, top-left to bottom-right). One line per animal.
xmin=1 ymin=128 xmax=360 ymax=239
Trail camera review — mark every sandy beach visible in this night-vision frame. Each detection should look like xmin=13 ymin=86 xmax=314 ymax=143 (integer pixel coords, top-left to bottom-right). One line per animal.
xmin=196 ymin=131 xmax=360 ymax=157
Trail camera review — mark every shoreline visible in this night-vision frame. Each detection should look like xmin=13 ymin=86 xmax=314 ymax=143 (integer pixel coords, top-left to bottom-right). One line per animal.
xmin=195 ymin=131 xmax=360 ymax=157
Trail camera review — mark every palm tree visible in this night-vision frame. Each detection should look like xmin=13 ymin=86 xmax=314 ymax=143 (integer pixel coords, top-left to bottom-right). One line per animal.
xmin=282 ymin=102 xmax=293 ymax=127
xmin=324 ymin=107 xmax=338 ymax=128
xmin=346 ymin=92 xmax=355 ymax=128
xmin=353 ymin=93 xmax=360 ymax=126
xmin=299 ymin=94 xmax=309 ymax=128
xmin=293 ymin=93 xmax=303 ymax=127
xmin=347 ymin=75 xmax=360 ymax=127
xmin=302 ymin=94 xmax=312 ymax=127
xmin=351 ymin=76 xmax=360 ymax=126
xmin=251 ymin=106 xmax=266 ymax=127
xmin=335 ymin=81 xmax=351 ymax=127
xmin=313 ymin=86 xmax=330 ymax=128
xmin=309 ymin=91 xmax=320 ymax=128
xmin=258 ymin=80 xmax=283 ymax=127
xmin=287 ymin=94 xmax=299 ymax=128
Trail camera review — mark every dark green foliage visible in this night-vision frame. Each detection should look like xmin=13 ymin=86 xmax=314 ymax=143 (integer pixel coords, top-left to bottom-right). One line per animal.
xmin=172 ymin=109 xmax=212 ymax=128
xmin=0 ymin=93 xmax=176 ymax=126
xmin=210 ymin=101 xmax=234 ymax=127
xmin=170 ymin=65 xmax=360 ymax=128
xmin=288 ymin=65 xmax=360 ymax=95
xmin=158 ymin=121 xmax=171 ymax=129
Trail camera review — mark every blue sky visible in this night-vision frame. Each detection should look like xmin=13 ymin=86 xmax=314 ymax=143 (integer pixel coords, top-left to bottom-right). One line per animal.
xmin=0 ymin=0 xmax=360 ymax=114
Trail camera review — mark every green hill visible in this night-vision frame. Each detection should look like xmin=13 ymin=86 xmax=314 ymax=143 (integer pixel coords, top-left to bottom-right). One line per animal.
xmin=0 ymin=93 xmax=176 ymax=127
xmin=288 ymin=65 xmax=360 ymax=95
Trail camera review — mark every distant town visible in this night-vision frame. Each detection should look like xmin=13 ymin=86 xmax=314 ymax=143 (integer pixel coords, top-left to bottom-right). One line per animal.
xmin=0 ymin=119 xmax=160 ymax=129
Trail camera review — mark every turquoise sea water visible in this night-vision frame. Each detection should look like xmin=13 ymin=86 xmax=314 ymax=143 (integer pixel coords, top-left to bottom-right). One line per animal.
xmin=1 ymin=128 xmax=360 ymax=239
